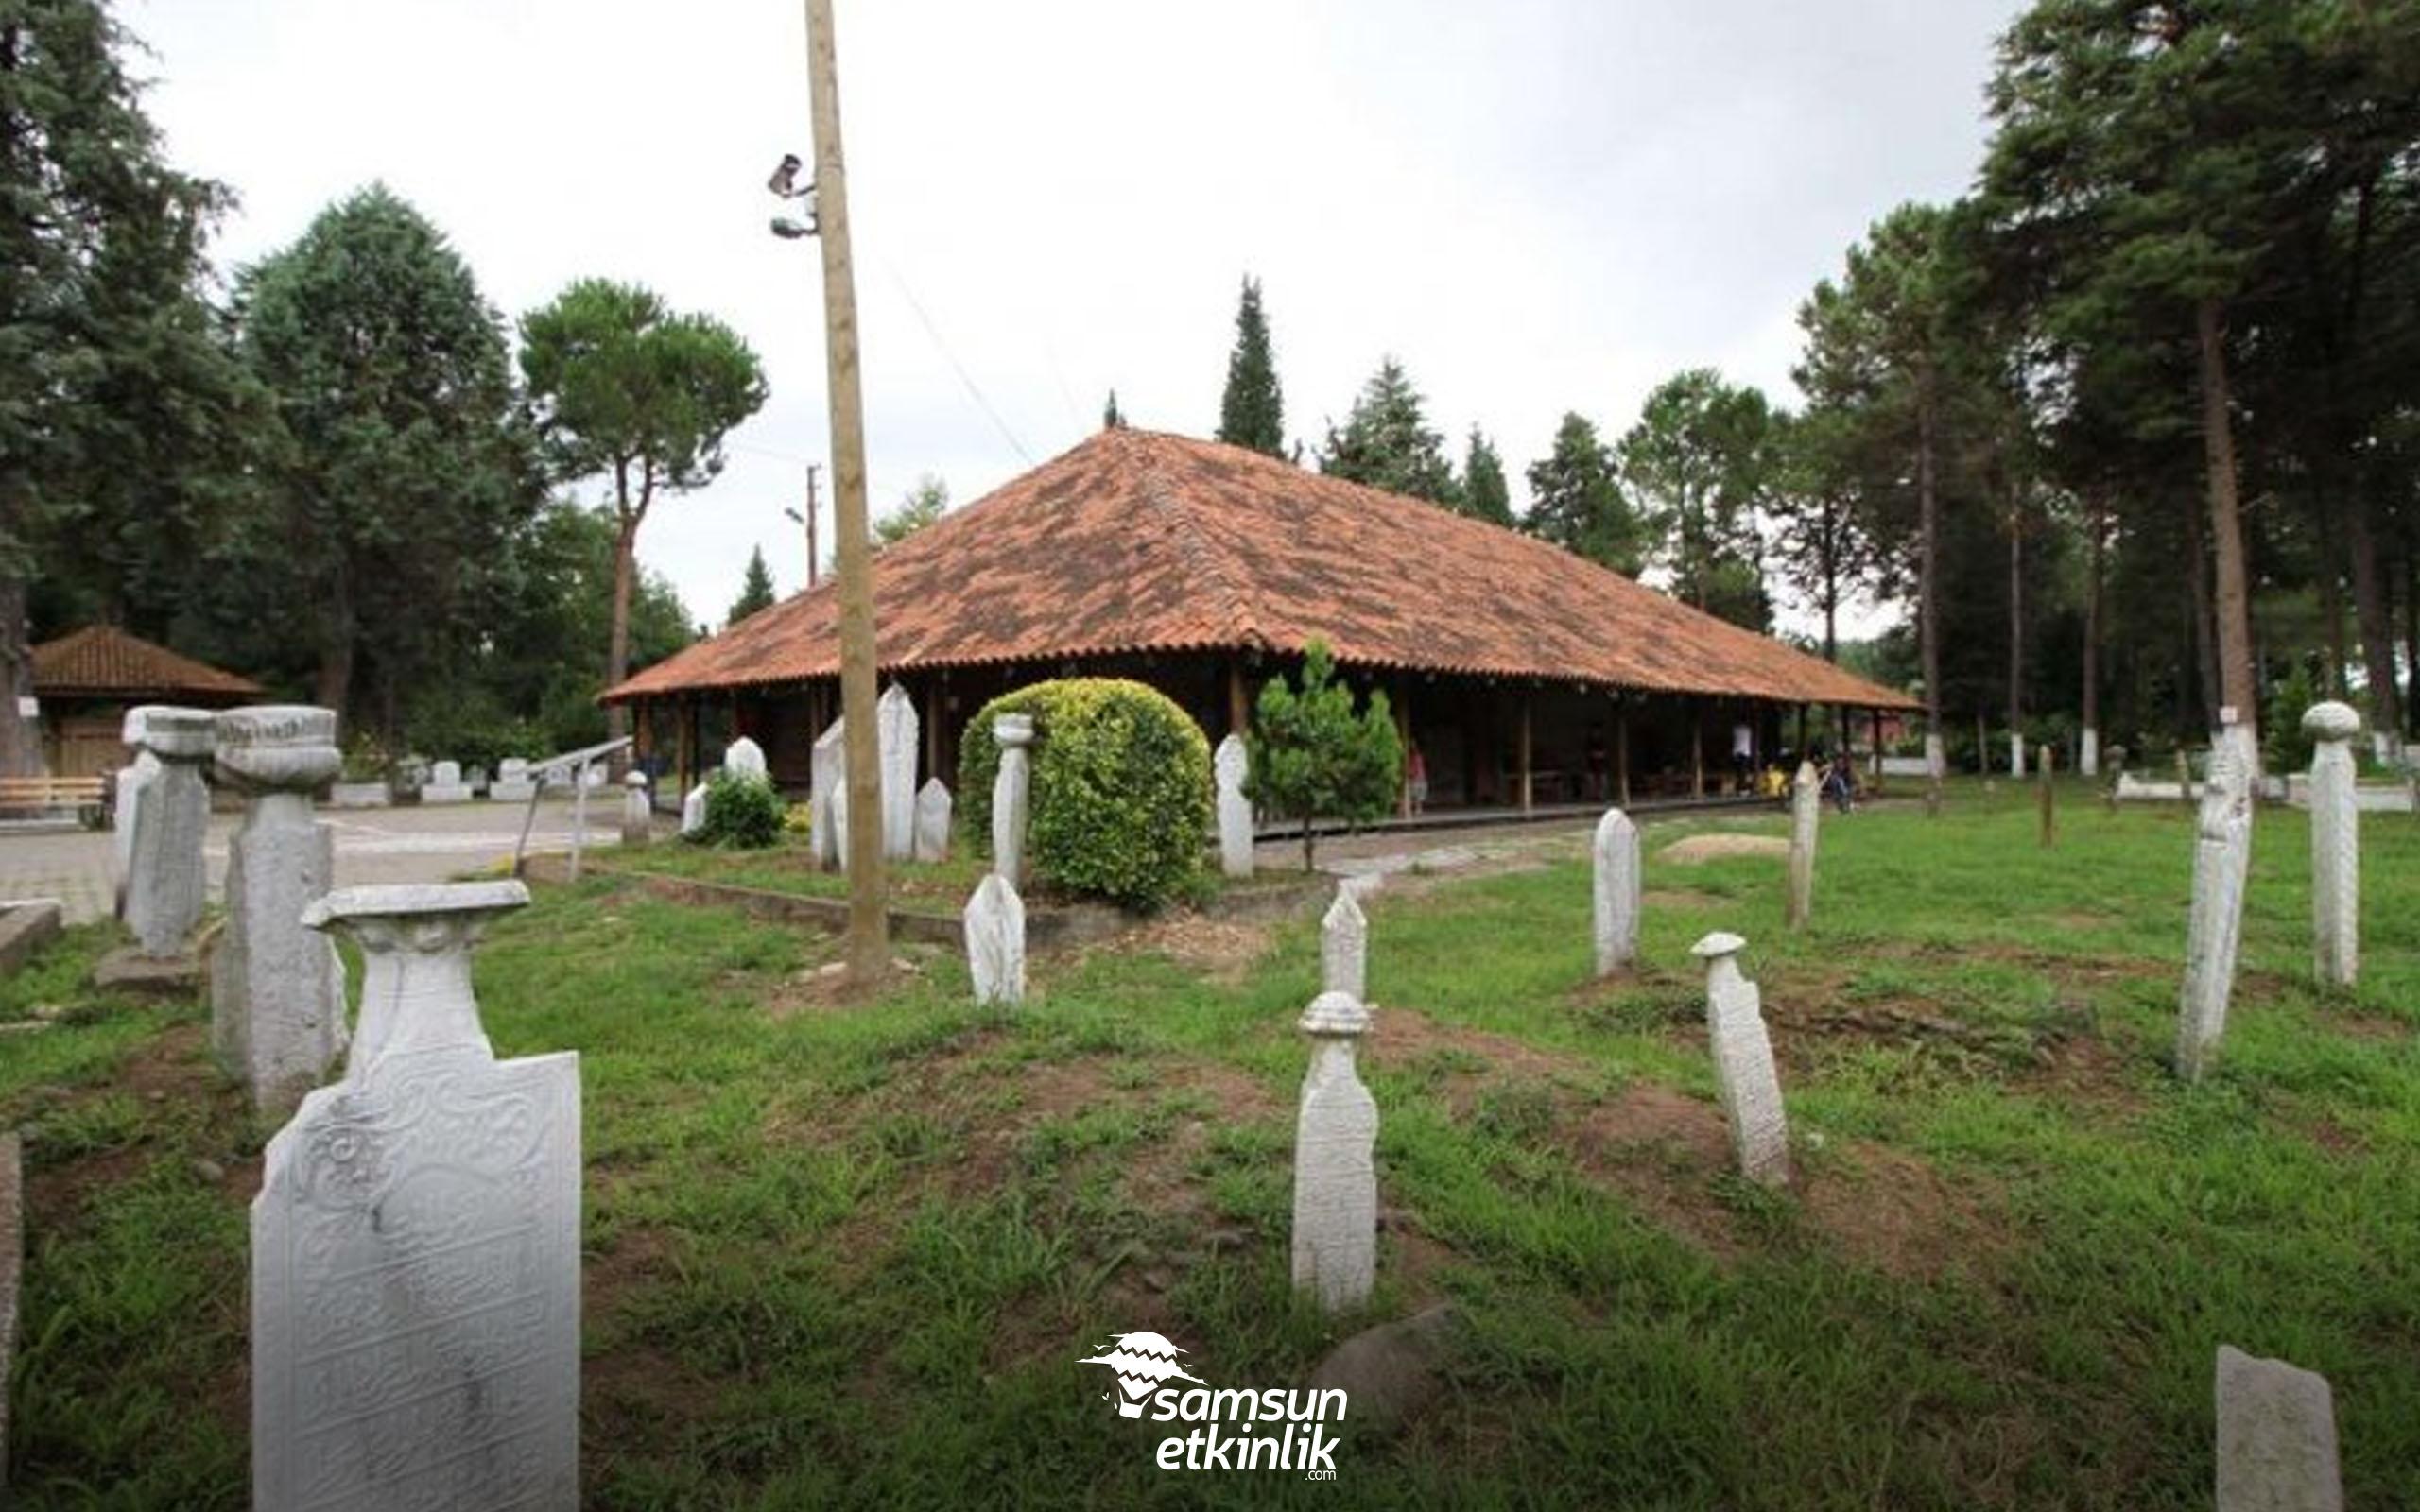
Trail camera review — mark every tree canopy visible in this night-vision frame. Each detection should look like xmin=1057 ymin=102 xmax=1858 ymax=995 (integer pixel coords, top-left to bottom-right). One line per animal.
xmin=1216 ymin=276 xmax=1285 ymax=455
xmin=1318 ymin=358 xmax=1458 ymax=507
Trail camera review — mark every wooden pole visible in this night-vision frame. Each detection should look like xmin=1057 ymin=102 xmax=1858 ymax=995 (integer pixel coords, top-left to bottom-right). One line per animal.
xmin=1614 ymin=696 xmax=1631 ymax=808
xmin=805 ymin=0 xmax=890 ymax=985
xmin=2037 ymin=742 xmax=2056 ymax=847
xmin=1691 ymin=696 xmax=1705 ymax=799
xmin=1517 ymin=692 xmax=1533 ymax=813
xmin=1227 ymin=660 xmax=1250 ymax=737
xmin=1394 ymin=680 xmax=1412 ymax=818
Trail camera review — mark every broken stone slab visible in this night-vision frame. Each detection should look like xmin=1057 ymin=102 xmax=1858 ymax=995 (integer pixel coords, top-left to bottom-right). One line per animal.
xmin=2302 ymin=701 xmax=2360 ymax=989
xmin=256 ymin=881 xmax=578 ymax=1512
xmin=913 ymin=777 xmax=952 ymax=863
xmin=1306 ymin=1303 xmax=1461 ymax=1433
xmin=2215 ymin=1345 xmax=2342 ymax=1512
xmin=1692 ymin=931 xmax=1789 ymax=1187
xmin=95 ymin=947 xmax=203 ymax=997
xmin=0 ymin=899 xmax=63 ymax=974
xmin=878 ymin=683 xmax=919 ymax=863
xmin=1293 ymin=988 xmax=1376 ymax=1314
xmin=1215 ymin=733 xmax=1254 ymax=879
xmin=121 ymin=705 xmax=215 ymax=956
xmin=963 ymin=872 xmax=1025 ymax=1006
xmin=1592 ymin=808 xmax=1639 ymax=976
xmin=1321 ymin=885 xmax=1366 ymax=1002
xmin=992 ymin=713 xmax=1033 ymax=886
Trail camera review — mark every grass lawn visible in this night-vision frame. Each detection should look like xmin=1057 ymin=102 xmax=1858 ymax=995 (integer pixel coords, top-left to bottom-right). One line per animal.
xmin=5 ymin=782 xmax=2417 ymax=1508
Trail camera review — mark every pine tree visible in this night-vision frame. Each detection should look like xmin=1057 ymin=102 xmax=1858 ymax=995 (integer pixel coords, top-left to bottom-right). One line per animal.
xmin=1524 ymin=414 xmax=1650 ymax=575
xmin=1102 ymin=390 xmax=1125 ymax=430
xmin=1216 ymin=277 xmax=1285 ymax=455
xmin=728 ymin=545 xmax=776 ymax=625
xmin=1461 ymin=429 xmax=1512 ymax=526
xmin=1616 ymin=369 xmax=1778 ymax=628
xmin=1318 ymin=358 xmax=1457 ymax=505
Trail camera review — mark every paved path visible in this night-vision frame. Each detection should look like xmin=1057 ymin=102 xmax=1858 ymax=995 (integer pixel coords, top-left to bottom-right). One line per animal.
xmin=0 ymin=799 xmax=637 ymax=924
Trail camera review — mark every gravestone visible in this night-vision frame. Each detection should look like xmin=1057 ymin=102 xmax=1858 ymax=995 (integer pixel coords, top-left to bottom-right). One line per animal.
xmin=2215 ymin=1346 xmax=2342 ymax=1512
xmin=2175 ymin=728 xmax=2255 ymax=1082
xmin=681 ymin=782 xmax=708 ymax=837
xmin=112 ymin=742 xmax=160 ymax=911
xmin=1322 ymin=886 xmax=1366 ymax=1002
xmin=1214 ymin=733 xmax=1254 ymax=879
xmin=827 ymin=779 xmax=850 ymax=862
xmin=1786 ymin=760 xmax=1818 ymax=930
xmin=421 ymin=758 xmax=474 ymax=805
xmin=992 ymin=713 xmax=1033 ymax=885
xmin=2008 ymin=732 xmax=2026 ymax=779
xmin=2080 ymin=726 xmax=2100 ymax=779
xmin=620 ymin=772 xmax=652 ymax=850
xmin=963 ymin=873 xmax=1024 ymax=1006
xmin=121 ymin=706 xmax=215 ymax=957
xmin=913 ymin=778 xmax=952 ymax=863
xmin=722 ymin=736 xmax=767 ymax=782
xmin=810 ymin=718 xmax=845 ymax=868
xmin=877 ymin=684 xmax=919 ymax=863
xmin=491 ymin=757 xmax=536 ymax=804
xmin=1292 ymin=988 xmax=1376 ymax=1314
xmin=1691 ymin=932 xmax=1789 ymax=1187
xmin=1592 ymin=808 xmax=1639 ymax=975
xmin=211 ymin=707 xmax=347 ymax=1115
xmin=2302 ymin=701 xmax=2360 ymax=988
xmin=257 ymin=882 xmax=578 ymax=1512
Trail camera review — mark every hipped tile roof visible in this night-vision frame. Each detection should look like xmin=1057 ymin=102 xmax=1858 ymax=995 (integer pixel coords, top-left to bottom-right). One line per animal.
xmin=606 ymin=429 xmax=1917 ymax=711
xmin=30 ymin=624 xmax=265 ymax=701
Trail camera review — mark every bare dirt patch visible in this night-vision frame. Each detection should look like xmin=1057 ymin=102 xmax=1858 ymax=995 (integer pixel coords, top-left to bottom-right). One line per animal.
xmin=1095 ymin=913 xmax=1276 ymax=983
xmin=1658 ymin=833 xmax=1789 ymax=865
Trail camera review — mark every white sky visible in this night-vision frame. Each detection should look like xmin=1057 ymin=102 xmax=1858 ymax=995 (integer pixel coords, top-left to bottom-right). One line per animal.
xmin=134 ymin=0 xmax=2016 ymax=641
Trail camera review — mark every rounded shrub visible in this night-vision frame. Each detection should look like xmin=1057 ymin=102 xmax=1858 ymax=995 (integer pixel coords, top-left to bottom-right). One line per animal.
xmin=692 ymin=770 xmax=784 ymax=849
xmin=958 ymin=679 xmax=1212 ymax=911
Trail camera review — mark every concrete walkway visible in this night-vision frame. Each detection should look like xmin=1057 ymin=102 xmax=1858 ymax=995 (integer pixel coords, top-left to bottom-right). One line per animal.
xmin=0 ymin=799 xmax=634 ymax=925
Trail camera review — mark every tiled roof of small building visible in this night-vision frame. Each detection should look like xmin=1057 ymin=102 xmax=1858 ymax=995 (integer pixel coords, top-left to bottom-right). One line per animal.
xmin=606 ymin=429 xmax=1917 ymax=710
xmin=30 ymin=625 xmax=265 ymax=701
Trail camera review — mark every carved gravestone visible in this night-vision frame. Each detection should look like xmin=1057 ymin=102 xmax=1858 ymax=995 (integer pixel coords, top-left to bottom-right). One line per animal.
xmin=2302 ymin=701 xmax=2360 ymax=988
xmin=422 ymin=759 xmax=474 ymax=804
xmin=1322 ymin=886 xmax=1366 ymax=1002
xmin=913 ymin=778 xmax=952 ymax=864
xmin=1293 ymin=988 xmax=1377 ymax=1314
xmin=828 ymin=779 xmax=851 ymax=864
xmin=2080 ymin=726 xmax=2100 ymax=779
xmin=2215 ymin=1346 xmax=2342 ymax=1512
xmin=256 ymin=882 xmax=579 ymax=1512
xmin=963 ymin=873 xmax=1025 ymax=1006
xmin=122 ymin=705 xmax=215 ymax=957
xmin=992 ymin=713 xmax=1034 ymax=885
xmin=722 ymin=736 xmax=767 ymax=782
xmin=1592 ymin=808 xmax=1639 ymax=975
xmin=620 ymin=772 xmax=651 ymax=850
xmin=1691 ymin=932 xmax=1789 ymax=1187
xmin=491 ymin=757 xmax=536 ymax=804
xmin=1214 ymin=733 xmax=1254 ymax=879
xmin=1786 ymin=760 xmax=1818 ymax=930
xmin=2175 ymin=728 xmax=2255 ymax=1082
xmin=877 ymin=684 xmax=919 ymax=863
xmin=681 ymin=782 xmax=708 ymax=838
xmin=112 ymin=743 xmax=160 ymax=913
xmin=211 ymin=707 xmax=347 ymax=1115
xmin=810 ymin=718 xmax=845 ymax=868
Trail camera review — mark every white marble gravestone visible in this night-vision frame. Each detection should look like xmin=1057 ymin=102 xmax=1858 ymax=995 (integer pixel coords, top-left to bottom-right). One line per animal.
xmin=810 ymin=717 xmax=845 ymax=868
xmin=256 ymin=882 xmax=579 ymax=1512
xmin=913 ymin=778 xmax=952 ymax=863
xmin=111 ymin=745 xmax=160 ymax=912
xmin=1787 ymin=760 xmax=1819 ymax=930
xmin=2079 ymin=727 xmax=2100 ymax=779
xmin=2175 ymin=728 xmax=2255 ymax=1082
xmin=963 ymin=873 xmax=1025 ymax=1006
xmin=1691 ymin=932 xmax=1789 ymax=1187
xmin=620 ymin=772 xmax=652 ymax=850
xmin=1214 ymin=733 xmax=1254 ymax=879
xmin=2215 ymin=1346 xmax=2342 ymax=1512
xmin=827 ymin=780 xmax=850 ymax=863
xmin=1292 ymin=988 xmax=1376 ymax=1314
xmin=1592 ymin=808 xmax=1639 ymax=976
xmin=877 ymin=684 xmax=919 ymax=863
xmin=122 ymin=705 xmax=214 ymax=956
xmin=722 ymin=736 xmax=767 ymax=782
xmin=211 ymin=707 xmax=347 ymax=1115
xmin=1322 ymin=886 xmax=1366 ymax=1002
xmin=991 ymin=713 xmax=1033 ymax=885
xmin=421 ymin=758 xmax=474 ymax=805
xmin=2302 ymin=701 xmax=2360 ymax=989
xmin=491 ymin=757 xmax=536 ymax=804
xmin=2007 ymin=732 xmax=2026 ymax=779
xmin=680 ymin=782 xmax=708 ymax=837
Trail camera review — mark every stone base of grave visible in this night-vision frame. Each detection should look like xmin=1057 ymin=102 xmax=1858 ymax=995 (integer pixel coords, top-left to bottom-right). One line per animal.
xmin=324 ymin=782 xmax=389 ymax=809
xmin=418 ymin=783 xmax=475 ymax=805
xmin=0 ymin=902 xmax=63 ymax=974
xmin=1306 ymin=1304 xmax=1461 ymax=1433
xmin=95 ymin=946 xmax=203 ymax=996
xmin=488 ymin=780 xmax=537 ymax=803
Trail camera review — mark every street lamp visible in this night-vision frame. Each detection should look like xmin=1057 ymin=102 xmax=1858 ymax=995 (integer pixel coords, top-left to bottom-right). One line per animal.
xmin=767 ymin=152 xmax=818 ymax=239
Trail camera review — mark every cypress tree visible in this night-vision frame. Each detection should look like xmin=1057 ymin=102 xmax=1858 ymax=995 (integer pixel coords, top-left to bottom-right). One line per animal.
xmin=728 ymin=545 xmax=776 ymax=625
xmin=1461 ymin=429 xmax=1512 ymax=526
xmin=1216 ymin=277 xmax=1285 ymax=455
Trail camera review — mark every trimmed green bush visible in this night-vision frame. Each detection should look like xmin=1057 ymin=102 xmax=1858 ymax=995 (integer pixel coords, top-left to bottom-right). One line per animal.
xmin=692 ymin=770 xmax=784 ymax=848
xmin=958 ymin=679 xmax=1212 ymax=910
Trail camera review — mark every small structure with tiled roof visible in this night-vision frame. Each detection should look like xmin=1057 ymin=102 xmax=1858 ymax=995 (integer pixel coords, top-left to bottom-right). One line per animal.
xmin=609 ymin=429 xmax=1916 ymax=816
xmin=30 ymin=625 xmax=264 ymax=777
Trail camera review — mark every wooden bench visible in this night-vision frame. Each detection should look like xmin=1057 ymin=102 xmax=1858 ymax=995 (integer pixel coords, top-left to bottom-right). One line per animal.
xmin=0 ymin=775 xmax=107 ymax=820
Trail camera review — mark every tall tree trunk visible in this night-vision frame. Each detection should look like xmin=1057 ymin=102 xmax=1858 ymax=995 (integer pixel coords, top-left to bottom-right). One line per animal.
xmin=2007 ymin=491 xmax=2024 ymax=767
xmin=0 ymin=566 xmax=37 ymax=776
xmin=313 ymin=564 xmax=354 ymax=725
xmin=607 ymin=519 xmax=635 ymax=743
xmin=2345 ymin=493 xmax=2401 ymax=742
xmin=2186 ymin=492 xmax=2221 ymax=734
xmin=2404 ymin=537 xmax=2418 ymax=741
xmin=1917 ymin=367 xmax=1944 ymax=790
xmin=2317 ymin=530 xmax=2347 ymax=698
xmin=2195 ymin=296 xmax=2258 ymax=759
xmin=2083 ymin=497 xmax=2103 ymax=750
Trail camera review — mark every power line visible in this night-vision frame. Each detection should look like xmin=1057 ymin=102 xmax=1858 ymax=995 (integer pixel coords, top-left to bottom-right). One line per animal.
xmin=882 ymin=257 xmax=1035 ymax=467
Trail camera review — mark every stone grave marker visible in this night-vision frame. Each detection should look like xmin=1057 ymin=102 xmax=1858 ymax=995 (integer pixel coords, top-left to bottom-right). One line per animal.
xmin=491 ymin=756 xmax=536 ymax=804
xmin=211 ymin=706 xmax=347 ymax=1115
xmin=877 ymin=683 xmax=919 ymax=862
xmin=1786 ymin=760 xmax=1818 ymax=930
xmin=963 ymin=873 xmax=1025 ymax=1006
xmin=2175 ymin=728 xmax=2255 ymax=1082
xmin=913 ymin=777 xmax=952 ymax=863
xmin=1592 ymin=808 xmax=1639 ymax=975
xmin=992 ymin=713 xmax=1033 ymax=885
xmin=1691 ymin=932 xmax=1789 ymax=1187
xmin=2302 ymin=701 xmax=2360 ymax=988
xmin=1214 ymin=733 xmax=1254 ymax=879
xmin=681 ymin=782 xmax=708 ymax=837
xmin=2215 ymin=1345 xmax=2342 ymax=1512
xmin=828 ymin=780 xmax=850 ymax=863
xmin=620 ymin=772 xmax=652 ymax=850
xmin=1292 ymin=988 xmax=1377 ymax=1314
xmin=111 ymin=744 xmax=160 ymax=911
xmin=810 ymin=717 xmax=844 ymax=868
xmin=722 ymin=736 xmax=767 ymax=782
xmin=121 ymin=705 xmax=214 ymax=957
xmin=1322 ymin=885 xmax=1366 ymax=1002
xmin=256 ymin=881 xmax=578 ymax=1512
xmin=421 ymin=758 xmax=474 ymax=805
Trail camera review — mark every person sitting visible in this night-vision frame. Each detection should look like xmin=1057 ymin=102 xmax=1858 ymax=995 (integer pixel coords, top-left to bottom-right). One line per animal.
xmin=1823 ymin=752 xmax=1858 ymax=814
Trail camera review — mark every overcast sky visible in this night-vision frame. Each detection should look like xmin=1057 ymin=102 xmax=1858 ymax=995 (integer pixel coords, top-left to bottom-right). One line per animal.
xmin=135 ymin=0 xmax=2018 ymax=640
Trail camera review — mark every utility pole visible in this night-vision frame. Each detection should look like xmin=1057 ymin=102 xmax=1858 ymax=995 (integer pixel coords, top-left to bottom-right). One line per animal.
xmin=804 ymin=0 xmax=889 ymax=986
xmin=784 ymin=463 xmax=822 ymax=588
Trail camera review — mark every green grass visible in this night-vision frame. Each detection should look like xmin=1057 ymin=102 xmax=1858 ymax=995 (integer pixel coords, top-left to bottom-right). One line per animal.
xmin=5 ymin=782 xmax=2418 ymax=1508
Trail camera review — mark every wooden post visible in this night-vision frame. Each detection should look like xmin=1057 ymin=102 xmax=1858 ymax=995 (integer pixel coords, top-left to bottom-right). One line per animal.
xmin=1517 ymin=691 xmax=1533 ymax=813
xmin=1794 ymin=702 xmax=1807 ymax=759
xmin=2037 ymin=742 xmax=2056 ymax=847
xmin=806 ymin=0 xmax=890 ymax=985
xmin=924 ymin=679 xmax=942 ymax=787
xmin=1869 ymin=707 xmax=1883 ymax=779
xmin=679 ymin=697 xmax=698 ymax=797
xmin=1691 ymin=697 xmax=1705 ymax=799
xmin=1227 ymin=660 xmax=1251 ymax=737
xmin=1394 ymin=680 xmax=1412 ymax=818
xmin=1614 ymin=696 xmax=1631 ymax=807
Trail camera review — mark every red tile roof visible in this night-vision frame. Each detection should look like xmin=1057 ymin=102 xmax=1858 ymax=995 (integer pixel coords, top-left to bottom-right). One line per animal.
xmin=606 ymin=429 xmax=1917 ymax=710
xmin=30 ymin=625 xmax=265 ymax=702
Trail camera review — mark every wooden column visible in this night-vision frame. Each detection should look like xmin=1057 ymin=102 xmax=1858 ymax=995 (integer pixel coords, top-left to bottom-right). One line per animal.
xmin=1870 ymin=707 xmax=1884 ymax=778
xmin=1691 ymin=696 xmax=1706 ymax=799
xmin=1795 ymin=702 xmax=1808 ymax=758
xmin=923 ymin=678 xmax=942 ymax=786
xmin=1518 ymin=692 xmax=1534 ymax=814
xmin=679 ymin=696 xmax=699 ymax=796
xmin=1226 ymin=660 xmax=1251 ymax=736
xmin=1615 ymin=695 xmax=1632 ymax=808
xmin=1395 ymin=679 xmax=1413 ymax=818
